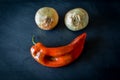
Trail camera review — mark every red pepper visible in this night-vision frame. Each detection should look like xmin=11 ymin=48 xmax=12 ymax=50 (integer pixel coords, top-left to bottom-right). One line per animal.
xmin=30 ymin=33 xmax=87 ymax=67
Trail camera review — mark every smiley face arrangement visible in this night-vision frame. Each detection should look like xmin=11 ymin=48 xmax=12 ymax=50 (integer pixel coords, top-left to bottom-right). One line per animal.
xmin=31 ymin=7 xmax=88 ymax=68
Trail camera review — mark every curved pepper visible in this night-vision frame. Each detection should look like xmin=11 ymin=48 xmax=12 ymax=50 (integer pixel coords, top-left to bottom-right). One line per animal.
xmin=30 ymin=33 xmax=87 ymax=67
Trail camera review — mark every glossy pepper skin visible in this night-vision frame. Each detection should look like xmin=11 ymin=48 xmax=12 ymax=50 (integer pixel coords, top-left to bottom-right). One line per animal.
xmin=30 ymin=33 xmax=87 ymax=67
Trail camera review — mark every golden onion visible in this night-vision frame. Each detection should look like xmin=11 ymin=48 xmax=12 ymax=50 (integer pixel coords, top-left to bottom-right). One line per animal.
xmin=35 ymin=7 xmax=59 ymax=30
xmin=65 ymin=8 xmax=89 ymax=31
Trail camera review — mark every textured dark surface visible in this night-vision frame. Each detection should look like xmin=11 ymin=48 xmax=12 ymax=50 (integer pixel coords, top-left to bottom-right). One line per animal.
xmin=0 ymin=0 xmax=120 ymax=80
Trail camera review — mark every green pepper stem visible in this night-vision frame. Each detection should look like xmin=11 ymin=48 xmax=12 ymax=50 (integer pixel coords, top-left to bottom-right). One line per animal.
xmin=32 ymin=35 xmax=36 ymax=45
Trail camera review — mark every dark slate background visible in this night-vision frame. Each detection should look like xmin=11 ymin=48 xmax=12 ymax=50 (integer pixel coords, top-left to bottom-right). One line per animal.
xmin=0 ymin=0 xmax=120 ymax=80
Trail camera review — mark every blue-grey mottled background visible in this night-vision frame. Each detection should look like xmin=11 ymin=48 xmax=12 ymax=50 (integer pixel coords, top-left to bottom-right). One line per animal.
xmin=0 ymin=0 xmax=120 ymax=80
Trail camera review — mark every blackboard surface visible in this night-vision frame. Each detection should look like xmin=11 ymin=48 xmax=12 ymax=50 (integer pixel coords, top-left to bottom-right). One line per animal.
xmin=0 ymin=0 xmax=120 ymax=80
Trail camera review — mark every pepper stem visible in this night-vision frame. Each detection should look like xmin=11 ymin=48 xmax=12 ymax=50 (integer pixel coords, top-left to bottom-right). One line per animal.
xmin=32 ymin=35 xmax=36 ymax=45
